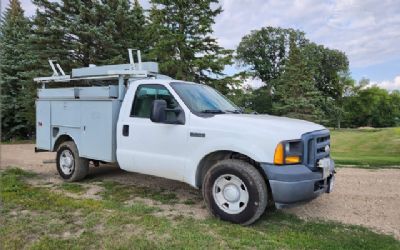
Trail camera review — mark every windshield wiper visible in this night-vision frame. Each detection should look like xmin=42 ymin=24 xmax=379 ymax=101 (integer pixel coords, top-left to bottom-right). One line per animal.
xmin=200 ymin=109 xmax=225 ymax=114
xmin=225 ymin=109 xmax=242 ymax=114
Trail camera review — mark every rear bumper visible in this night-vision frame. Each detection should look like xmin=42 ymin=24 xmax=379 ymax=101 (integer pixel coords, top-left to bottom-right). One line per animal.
xmin=261 ymin=159 xmax=335 ymax=208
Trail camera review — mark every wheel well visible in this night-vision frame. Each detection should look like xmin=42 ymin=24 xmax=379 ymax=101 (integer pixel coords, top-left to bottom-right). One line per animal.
xmin=53 ymin=134 xmax=74 ymax=152
xmin=195 ymin=151 xmax=268 ymax=188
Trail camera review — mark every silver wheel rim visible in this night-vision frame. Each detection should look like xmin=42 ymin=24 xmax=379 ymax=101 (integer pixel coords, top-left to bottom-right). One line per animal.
xmin=212 ymin=174 xmax=249 ymax=214
xmin=59 ymin=149 xmax=74 ymax=175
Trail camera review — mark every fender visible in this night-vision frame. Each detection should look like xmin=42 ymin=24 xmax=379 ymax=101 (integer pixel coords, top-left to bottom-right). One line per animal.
xmin=184 ymin=136 xmax=274 ymax=187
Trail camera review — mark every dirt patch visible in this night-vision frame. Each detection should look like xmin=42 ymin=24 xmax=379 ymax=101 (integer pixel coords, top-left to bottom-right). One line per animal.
xmin=1 ymin=144 xmax=400 ymax=239
xmin=283 ymin=167 xmax=400 ymax=239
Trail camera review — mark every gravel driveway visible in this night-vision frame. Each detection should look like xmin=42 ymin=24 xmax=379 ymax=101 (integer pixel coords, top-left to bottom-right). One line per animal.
xmin=1 ymin=144 xmax=399 ymax=239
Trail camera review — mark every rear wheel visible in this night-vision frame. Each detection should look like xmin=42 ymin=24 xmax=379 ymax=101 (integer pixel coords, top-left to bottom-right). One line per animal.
xmin=56 ymin=141 xmax=89 ymax=182
xmin=202 ymin=159 xmax=268 ymax=225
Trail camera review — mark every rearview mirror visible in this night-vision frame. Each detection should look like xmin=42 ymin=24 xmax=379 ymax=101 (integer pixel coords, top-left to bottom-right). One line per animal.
xmin=150 ymin=99 xmax=185 ymax=124
xmin=150 ymin=99 xmax=167 ymax=123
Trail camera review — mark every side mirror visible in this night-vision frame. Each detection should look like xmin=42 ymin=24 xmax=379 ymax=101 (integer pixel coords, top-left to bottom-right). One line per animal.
xmin=150 ymin=99 xmax=167 ymax=123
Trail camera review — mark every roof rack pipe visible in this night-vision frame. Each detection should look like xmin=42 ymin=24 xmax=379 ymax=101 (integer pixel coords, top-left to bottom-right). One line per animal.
xmin=48 ymin=60 xmax=59 ymax=76
xmin=118 ymin=75 xmax=125 ymax=101
xmin=128 ymin=49 xmax=135 ymax=70
xmin=56 ymin=64 xmax=66 ymax=76
xmin=137 ymin=50 xmax=142 ymax=70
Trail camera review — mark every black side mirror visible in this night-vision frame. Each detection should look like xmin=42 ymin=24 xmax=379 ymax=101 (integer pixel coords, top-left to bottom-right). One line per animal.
xmin=150 ymin=99 xmax=167 ymax=123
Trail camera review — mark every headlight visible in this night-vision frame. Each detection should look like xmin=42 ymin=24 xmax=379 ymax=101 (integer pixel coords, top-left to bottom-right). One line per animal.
xmin=273 ymin=140 xmax=303 ymax=165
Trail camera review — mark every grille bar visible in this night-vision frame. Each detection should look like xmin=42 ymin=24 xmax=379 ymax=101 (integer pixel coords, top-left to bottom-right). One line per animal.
xmin=302 ymin=129 xmax=330 ymax=168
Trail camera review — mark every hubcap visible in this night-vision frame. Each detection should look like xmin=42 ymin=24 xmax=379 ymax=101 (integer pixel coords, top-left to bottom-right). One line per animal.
xmin=212 ymin=174 xmax=249 ymax=214
xmin=59 ymin=149 xmax=74 ymax=175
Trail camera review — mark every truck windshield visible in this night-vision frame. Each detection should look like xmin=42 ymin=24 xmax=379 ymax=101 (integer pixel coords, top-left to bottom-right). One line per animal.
xmin=170 ymin=82 xmax=240 ymax=114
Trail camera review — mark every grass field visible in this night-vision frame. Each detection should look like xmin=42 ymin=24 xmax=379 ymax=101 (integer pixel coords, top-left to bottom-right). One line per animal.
xmin=1 ymin=168 xmax=399 ymax=250
xmin=330 ymin=127 xmax=400 ymax=167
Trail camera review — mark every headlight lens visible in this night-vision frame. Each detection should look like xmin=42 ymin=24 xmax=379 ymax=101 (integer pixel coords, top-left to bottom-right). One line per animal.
xmin=274 ymin=140 xmax=303 ymax=165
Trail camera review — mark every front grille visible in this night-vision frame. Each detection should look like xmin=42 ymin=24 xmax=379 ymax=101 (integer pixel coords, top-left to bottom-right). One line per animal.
xmin=302 ymin=130 xmax=331 ymax=168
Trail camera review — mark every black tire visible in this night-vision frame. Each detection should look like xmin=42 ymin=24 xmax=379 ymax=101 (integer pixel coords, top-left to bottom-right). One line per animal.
xmin=202 ymin=159 xmax=268 ymax=225
xmin=56 ymin=141 xmax=89 ymax=182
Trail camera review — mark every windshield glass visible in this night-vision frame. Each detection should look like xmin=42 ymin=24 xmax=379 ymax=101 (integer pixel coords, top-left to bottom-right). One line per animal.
xmin=170 ymin=82 xmax=239 ymax=114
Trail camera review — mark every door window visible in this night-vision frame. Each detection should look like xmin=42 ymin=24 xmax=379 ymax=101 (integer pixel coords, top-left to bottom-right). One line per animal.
xmin=130 ymin=84 xmax=180 ymax=119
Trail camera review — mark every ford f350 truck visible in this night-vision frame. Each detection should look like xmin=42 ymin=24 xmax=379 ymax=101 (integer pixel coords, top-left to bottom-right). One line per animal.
xmin=35 ymin=50 xmax=335 ymax=225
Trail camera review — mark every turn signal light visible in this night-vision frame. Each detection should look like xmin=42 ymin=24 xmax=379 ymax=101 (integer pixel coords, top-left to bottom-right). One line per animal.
xmin=285 ymin=155 xmax=301 ymax=164
xmin=273 ymin=143 xmax=284 ymax=165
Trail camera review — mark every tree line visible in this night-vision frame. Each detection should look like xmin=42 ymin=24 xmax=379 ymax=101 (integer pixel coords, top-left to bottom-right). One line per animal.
xmin=1 ymin=0 xmax=399 ymax=140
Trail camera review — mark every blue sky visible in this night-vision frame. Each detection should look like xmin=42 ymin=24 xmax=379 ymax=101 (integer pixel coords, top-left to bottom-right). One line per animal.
xmin=1 ymin=0 xmax=399 ymax=90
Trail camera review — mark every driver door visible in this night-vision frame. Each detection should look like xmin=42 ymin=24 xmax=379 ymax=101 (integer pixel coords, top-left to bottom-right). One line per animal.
xmin=117 ymin=84 xmax=188 ymax=181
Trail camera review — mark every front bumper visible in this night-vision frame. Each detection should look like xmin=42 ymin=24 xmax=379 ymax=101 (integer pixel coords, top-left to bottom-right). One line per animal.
xmin=261 ymin=159 xmax=335 ymax=208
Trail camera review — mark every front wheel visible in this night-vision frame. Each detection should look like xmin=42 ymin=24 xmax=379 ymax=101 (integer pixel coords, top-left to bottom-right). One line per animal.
xmin=56 ymin=141 xmax=89 ymax=182
xmin=202 ymin=159 xmax=268 ymax=225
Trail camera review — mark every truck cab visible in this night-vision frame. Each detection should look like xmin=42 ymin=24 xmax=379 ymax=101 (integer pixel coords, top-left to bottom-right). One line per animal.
xmin=35 ymin=53 xmax=335 ymax=225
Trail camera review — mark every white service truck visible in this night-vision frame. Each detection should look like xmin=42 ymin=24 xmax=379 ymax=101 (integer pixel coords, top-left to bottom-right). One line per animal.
xmin=35 ymin=51 xmax=335 ymax=225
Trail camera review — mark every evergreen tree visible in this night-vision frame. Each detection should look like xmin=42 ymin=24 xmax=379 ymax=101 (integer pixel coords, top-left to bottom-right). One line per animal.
xmin=273 ymin=36 xmax=322 ymax=121
xmin=32 ymin=0 xmax=147 ymax=69
xmin=0 ymin=0 xmax=32 ymax=140
xmin=148 ymin=0 xmax=232 ymax=88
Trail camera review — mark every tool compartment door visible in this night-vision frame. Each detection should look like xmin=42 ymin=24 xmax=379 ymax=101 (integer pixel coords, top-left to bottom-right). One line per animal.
xmin=36 ymin=100 xmax=51 ymax=150
xmin=80 ymin=100 xmax=116 ymax=162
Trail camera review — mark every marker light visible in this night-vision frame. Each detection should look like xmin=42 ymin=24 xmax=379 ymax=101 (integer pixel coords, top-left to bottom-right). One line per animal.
xmin=273 ymin=143 xmax=284 ymax=165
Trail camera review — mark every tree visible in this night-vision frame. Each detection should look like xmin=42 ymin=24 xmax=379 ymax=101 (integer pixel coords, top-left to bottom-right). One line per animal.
xmin=343 ymin=86 xmax=399 ymax=127
xmin=273 ymin=36 xmax=322 ymax=121
xmin=236 ymin=26 xmax=353 ymax=123
xmin=302 ymin=42 xmax=349 ymax=99
xmin=148 ymin=0 xmax=232 ymax=87
xmin=236 ymin=27 xmax=308 ymax=91
xmin=32 ymin=0 xmax=147 ymax=69
xmin=328 ymin=71 xmax=355 ymax=128
xmin=0 ymin=0 xmax=32 ymax=140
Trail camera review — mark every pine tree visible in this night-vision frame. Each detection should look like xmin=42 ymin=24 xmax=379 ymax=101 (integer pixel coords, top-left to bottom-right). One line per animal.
xmin=148 ymin=0 xmax=232 ymax=88
xmin=273 ymin=36 xmax=323 ymax=121
xmin=32 ymin=0 xmax=147 ymax=69
xmin=0 ymin=0 xmax=33 ymax=140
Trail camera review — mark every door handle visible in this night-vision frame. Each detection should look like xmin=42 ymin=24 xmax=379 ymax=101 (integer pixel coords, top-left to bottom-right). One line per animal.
xmin=122 ymin=125 xmax=129 ymax=136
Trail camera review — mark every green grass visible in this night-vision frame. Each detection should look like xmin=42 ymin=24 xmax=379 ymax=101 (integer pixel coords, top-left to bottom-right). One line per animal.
xmin=100 ymin=180 xmax=178 ymax=204
xmin=1 ymin=168 xmax=398 ymax=250
xmin=59 ymin=183 xmax=87 ymax=194
xmin=331 ymin=127 xmax=400 ymax=167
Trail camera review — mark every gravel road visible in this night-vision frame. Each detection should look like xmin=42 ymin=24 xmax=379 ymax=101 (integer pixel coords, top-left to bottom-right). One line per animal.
xmin=1 ymin=144 xmax=399 ymax=239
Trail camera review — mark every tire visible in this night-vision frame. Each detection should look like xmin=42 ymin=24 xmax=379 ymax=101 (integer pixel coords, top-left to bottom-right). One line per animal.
xmin=202 ymin=159 xmax=268 ymax=225
xmin=56 ymin=141 xmax=89 ymax=182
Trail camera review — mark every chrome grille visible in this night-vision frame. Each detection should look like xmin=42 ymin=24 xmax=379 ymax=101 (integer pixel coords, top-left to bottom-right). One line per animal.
xmin=302 ymin=130 xmax=331 ymax=168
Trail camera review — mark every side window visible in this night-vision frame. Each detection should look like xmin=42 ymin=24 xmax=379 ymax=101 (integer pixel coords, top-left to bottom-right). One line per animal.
xmin=130 ymin=84 xmax=179 ymax=118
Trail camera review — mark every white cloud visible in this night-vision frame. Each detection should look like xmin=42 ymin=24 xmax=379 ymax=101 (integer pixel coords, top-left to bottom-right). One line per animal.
xmin=214 ymin=0 xmax=400 ymax=68
xmin=369 ymin=76 xmax=400 ymax=91
xmin=243 ymin=77 xmax=265 ymax=90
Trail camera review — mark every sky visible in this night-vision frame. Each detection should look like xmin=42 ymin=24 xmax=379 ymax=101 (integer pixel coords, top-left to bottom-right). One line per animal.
xmin=1 ymin=0 xmax=399 ymax=91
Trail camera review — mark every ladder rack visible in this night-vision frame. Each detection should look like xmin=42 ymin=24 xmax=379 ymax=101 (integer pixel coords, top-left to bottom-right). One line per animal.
xmin=34 ymin=49 xmax=169 ymax=101
xmin=34 ymin=50 xmax=160 ymax=84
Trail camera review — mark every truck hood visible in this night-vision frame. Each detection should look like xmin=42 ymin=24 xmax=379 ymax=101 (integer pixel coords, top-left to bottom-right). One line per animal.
xmin=208 ymin=114 xmax=326 ymax=140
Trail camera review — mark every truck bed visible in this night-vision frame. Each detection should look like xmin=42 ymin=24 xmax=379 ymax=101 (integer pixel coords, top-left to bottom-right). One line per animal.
xmin=36 ymin=85 xmax=121 ymax=162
